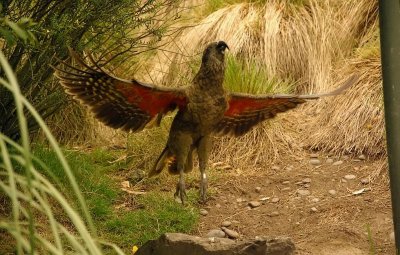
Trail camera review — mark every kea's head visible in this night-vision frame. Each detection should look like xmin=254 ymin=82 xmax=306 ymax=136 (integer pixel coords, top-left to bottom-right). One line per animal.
xmin=201 ymin=41 xmax=229 ymax=66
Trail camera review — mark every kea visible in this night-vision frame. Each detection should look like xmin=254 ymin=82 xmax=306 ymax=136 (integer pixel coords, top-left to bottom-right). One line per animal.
xmin=54 ymin=41 xmax=357 ymax=204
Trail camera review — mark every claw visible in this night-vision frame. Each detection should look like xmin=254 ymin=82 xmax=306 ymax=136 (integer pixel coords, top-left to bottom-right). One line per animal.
xmin=174 ymin=179 xmax=187 ymax=205
xmin=199 ymin=172 xmax=208 ymax=204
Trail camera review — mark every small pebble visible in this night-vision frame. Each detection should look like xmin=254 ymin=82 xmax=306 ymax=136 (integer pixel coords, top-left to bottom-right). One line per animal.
xmin=271 ymin=197 xmax=280 ymax=203
xmin=310 ymin=153 xmax=318 ymax=158
xmin=200 ymin=209 xmax=209 ymax=216
xmin=328 ymin=189 xmax=337 ymax=196
xmin=333 ymin=160 xmax=344 ymax=166
xmin=354 ymin=166 xmax=360 ymax=171
xmin=361 ymin=178 xmax=370 ymax=185
xmin=282 ymin=181 xmax=290 ymax=185
xmin=285 ymin=166 xmax=293 ymax=171
xmin=311 ymin=198 xmax=320 ymax=203
xmin=297 ymin=189 xmax=311 ymax=196
xmin=269 ymin=211 xmax=280 ymax=217
xmin=302 ymin=178 xmax=312 ymax=183
xmin=326 ymin=158 xmax=334 ymax=164
xmin=310 ymin=207 xmax=318 ymax=212
xmin=215 ymin=203 xmax=221 ymax=208
xmin=303 ymin=184 xmax=311 ymax=188
xmin=221 ymin=227 xmax=239 ymax=239
xmin=358 ymin=154 xmax=366 ymax=160
xmin=221 ymin=221 xmax=232 ymax=227
xmin=255 ymin=187 xmax=262 ymax=193
xmin=206 ymin=229 xmax=226 ymax=238
xmin=282 ymin=187 xmax=291 ymax=191
xmin=249 ymin=201 xmax=261 ymax=208
xmin=344 ymin=174 xmax=356 ymax=180
xmin=236 ymin=198 xmax=244 ymax=203
xmin=271 ymin=165 xmax=280 ymax=171
xmin=342 ymin=155 xmax=349 ymax=160
xmin=309 ymin=159 xmax=321 ymax=165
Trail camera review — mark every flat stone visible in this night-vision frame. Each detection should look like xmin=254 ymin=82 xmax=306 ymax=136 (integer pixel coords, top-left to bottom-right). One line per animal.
xmin=200 ymin=209 xmax=208 ymax=216
xmin=206 ymin=229 xmax=226 ymax=238
xmin=255 ymin=187 xmax=262 ymax=193
xmin=326 ymin=158 xmax=334 ymax=164
xmin=358 ymin=154 xmax=366 ymax=160
xmin=311 ymin=198 xmax=320 ymax=203
xmin=309 ymin=159 xmax=321 ymax=165
xmin=281 ymin=187 xmax=291 ymax=191
xmin=249 ymin=201 xmax=261 ymax=208
xmin=310 ymin=207 xmax=318 ymax=212
xmin=271 ymin=197 xmax=280 ymax=203
xmin=282 ymin=181 xmax=290 ymax=185
xmin=221 ymin=221 xmax=232 ymax=227
xmin=221 ymin=227 xmax=239 ymax=239
xmin=268 ymin=211 xmax=280 ymax=217
xmin=297 ymin=189 xmax=311 ymax=196
xmin=302 ymin=178 xmax=312 ymax=183
xmin=332 ymin=160 xmax=343 ymax=166
xmin=328 ymin=189 xmax=337 ymax=196
xmin=361 ymin=178 xmax=370 ymax=184
xmin=344 ymin=174 xmax=356 ymax=180
xmin=135 ymin=233 xmax=296 ymax=255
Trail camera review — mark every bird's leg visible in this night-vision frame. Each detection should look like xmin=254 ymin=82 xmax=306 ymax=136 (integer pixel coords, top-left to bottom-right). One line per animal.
xmin=173 ymin=149 xmax=189 ymax=205
xmin=198 ymin=136 xmax=212 ymax=203
xmin=174 ymin=169 xmax=187 ymax=204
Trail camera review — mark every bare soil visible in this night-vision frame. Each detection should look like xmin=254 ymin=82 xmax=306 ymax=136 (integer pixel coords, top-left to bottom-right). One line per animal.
xmin=193 ymin=152 xmax=394 ymax=254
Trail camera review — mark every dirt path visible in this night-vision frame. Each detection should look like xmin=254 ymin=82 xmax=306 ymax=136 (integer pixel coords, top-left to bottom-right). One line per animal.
xmin=195 ymin=153 xmax=394 ymax=254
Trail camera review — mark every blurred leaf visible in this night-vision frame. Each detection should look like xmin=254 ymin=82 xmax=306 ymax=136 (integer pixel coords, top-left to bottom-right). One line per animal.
xmin=5 ymin=19 xmax=29 ymax=42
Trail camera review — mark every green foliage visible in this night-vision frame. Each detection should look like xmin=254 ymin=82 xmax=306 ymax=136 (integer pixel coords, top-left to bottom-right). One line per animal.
xmin=104 ymin=192 xmax=198 ymax=249
xmin=224 ymin=55 xmax=294 ymax=94
xmin=0 ymin=0 xmax=183 ymax=141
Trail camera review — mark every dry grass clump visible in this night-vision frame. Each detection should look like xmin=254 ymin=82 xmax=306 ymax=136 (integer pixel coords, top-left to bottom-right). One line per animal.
xmin=304 ymin=51 xmax=384 ymax=157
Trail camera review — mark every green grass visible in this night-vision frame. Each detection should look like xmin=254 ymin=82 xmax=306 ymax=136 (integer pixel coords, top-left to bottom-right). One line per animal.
xmin=224 ymin=55 xmax=294 ymax=94
xmin=30 ymin=145 xmax=198 ymax=252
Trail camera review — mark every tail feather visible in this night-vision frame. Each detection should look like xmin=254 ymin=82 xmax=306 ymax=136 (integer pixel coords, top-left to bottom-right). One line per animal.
xmin=149 ymin=146 xmax=174 ymax=177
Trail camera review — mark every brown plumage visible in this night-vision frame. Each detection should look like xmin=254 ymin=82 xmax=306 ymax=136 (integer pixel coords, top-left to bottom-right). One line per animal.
xmin=54 ymin=41 xmax=357 ymax=204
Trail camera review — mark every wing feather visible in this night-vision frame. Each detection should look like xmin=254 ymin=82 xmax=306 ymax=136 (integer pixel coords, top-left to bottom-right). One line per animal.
xmin=54 ymin=49 xmax=187 ymax=132
xmin=215 ymin=75 xmax=358 ymax=136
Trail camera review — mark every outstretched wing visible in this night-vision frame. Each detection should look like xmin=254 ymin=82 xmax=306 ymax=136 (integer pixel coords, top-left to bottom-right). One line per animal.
xmin=54 ymin=49 xmax=187 ymax=132
xmin=215 ymin=75 xmax=358 ymax=136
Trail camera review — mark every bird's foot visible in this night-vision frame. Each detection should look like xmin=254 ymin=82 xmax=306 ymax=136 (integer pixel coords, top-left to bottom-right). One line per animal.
xmin=174 ymin=182 xmax=188 ymax=205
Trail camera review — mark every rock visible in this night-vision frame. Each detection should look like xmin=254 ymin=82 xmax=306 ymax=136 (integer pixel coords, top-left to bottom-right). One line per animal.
xmin=310 ymin=207 xmax=318 ymax=213
xmin=310 ymin=153 xmax=318 ymax=158
xmin=302 ymin=178 xmax=312 ymax=183
xmin=221 ymin=221 xmax=232 ymax=227
xmin=326 ymin=158 xmax=334 ymax=164
xmin=309 ymin=159 xmax=321 ymax=165
xmin=135 ymin=233 xmax=296 ymax=255
xmin=200 ymin=209 xmax=208 ymax=216
xmin=344 ymin=174 xmax=356 ymax=180
xmin=271 ymin=165 xmax=280 ymax=171
xmin=249 ymin=201 xmax=261 ymax=208
xmin=358 ymin=154 xmax=366 ymax=160
xmin=269 ymin=211 xmax=280 ymax=217
xmin=297 ymin=189 xmax=311 ymax=196
xmin=121 ymin=180 xmax=130 ymax=188
xmin=206 ymin=229 xmax=226 ymax=238
xmin=282 ymin=181 xmax=290 ymax=185
xmin=221 ymin=227 xmax=240 ymax=239
xmin=361 ymin=178 xmax=370 ymax=185
xmin=255 ymin=187 xmax=262 ymax=193
xmin=271 ymin=197 xmax=280 ymax=203
xmin=311 ymin=198 xmax=320 ymax=203
xmin=328 ymin=190 xmax=337 ymax=196
xmin=332 ymin=160 xmax=343 ymax=166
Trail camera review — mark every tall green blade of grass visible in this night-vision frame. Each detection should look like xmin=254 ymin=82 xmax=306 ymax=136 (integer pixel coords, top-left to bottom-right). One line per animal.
xmin=0 ymin=51 xmax=112 ymax=253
